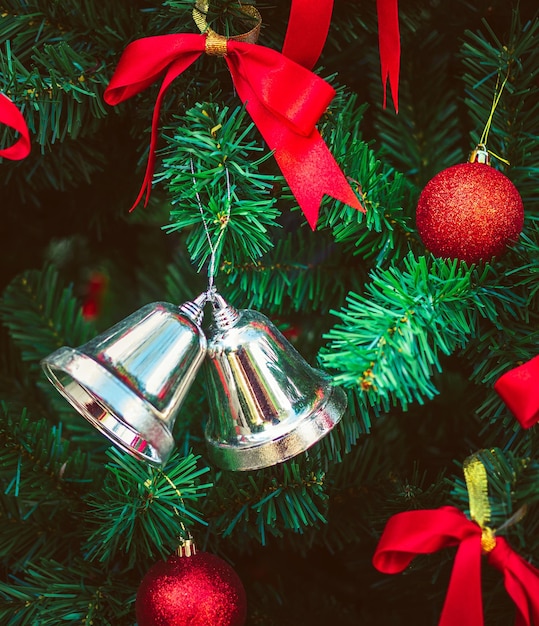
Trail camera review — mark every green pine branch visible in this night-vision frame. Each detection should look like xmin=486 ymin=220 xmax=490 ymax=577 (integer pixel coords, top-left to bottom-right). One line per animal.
xmin=0 ymin=264 xmax=95 ymax=374
xmin=0 ymin=556 xmax=134 ymax=626
xmin=159 ymin=102 xmax=281 ymax=272
xmin=320 ymin=254 xmax=521 ymax=413
xmin=0 ymin=264 xmax=113 ymax=441
xmin=219 ymin=229 xmax=363 ymax=317
xmin=315 ymin=90 xmax=417 ymax=267
xmin=0 ymin=402 xmax=97 ymax=570
xmin=83 ymin=448 xmax=212 ymax=568
xmin=461 ymin=10 xmax=539 ymax=199
xmin=205 ymin=460 xmax=329 ymax=546
xmin=0 ymin=264 xmax=96 ymax=419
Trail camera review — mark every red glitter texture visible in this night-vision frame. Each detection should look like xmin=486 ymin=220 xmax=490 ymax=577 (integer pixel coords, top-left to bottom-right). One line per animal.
xmin=416 ymin=162 xmax=524 ymax=264
xmin=136 ymin=551 xmax=247 ymax=626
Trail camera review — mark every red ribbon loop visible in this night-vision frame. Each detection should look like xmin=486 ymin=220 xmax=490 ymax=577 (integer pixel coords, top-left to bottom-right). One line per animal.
xmin=373 ymin=507 xmax=483 ymax=626
xmin=0 ymin=94 xmax=31 ymax=161
xmin=104 ymin=31 xmax=363 ymax=229
xmin=494 ymin=355 xmax=539 ymax=429
xmin=373 ymin=506 xmax=539 ymax=626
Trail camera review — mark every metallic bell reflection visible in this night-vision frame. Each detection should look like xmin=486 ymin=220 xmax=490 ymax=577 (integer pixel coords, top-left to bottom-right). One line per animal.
xmin=41 ymin=295 xmax=207 ymax=466
xmin=204 ymin=294 xmax=347 ymax=471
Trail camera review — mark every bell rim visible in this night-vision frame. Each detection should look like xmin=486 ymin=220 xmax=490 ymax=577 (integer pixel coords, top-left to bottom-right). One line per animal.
xmin=41 ymin=346 xmax=175 ymax=466
xmin=205 ymin=383 xmax=347 ymax=471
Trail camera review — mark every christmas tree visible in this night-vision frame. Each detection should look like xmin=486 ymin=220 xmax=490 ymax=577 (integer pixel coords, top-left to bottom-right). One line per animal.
xmin=1 ymin=0 xmax=539 ymax=624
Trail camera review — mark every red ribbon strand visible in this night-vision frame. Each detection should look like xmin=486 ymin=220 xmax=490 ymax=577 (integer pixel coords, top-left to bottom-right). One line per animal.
xmin=495 ymin=355 xmax=539 ymax=429
xmin=376 ymin=0 xmax=400 ymax=112
xmin=0 ymin=94 xmax=31 ymax=160
xmin=373 ymin=506 xmax=539 ymax=626
xmin=282 ymin=0 xmax=334 ymax=71
xmin=104 ymin=31 xmax=363 ymax=229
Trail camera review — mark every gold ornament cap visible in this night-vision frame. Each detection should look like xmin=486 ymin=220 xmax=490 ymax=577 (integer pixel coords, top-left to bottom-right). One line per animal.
xmin=177 ymin=537 xmax=197 ymax=558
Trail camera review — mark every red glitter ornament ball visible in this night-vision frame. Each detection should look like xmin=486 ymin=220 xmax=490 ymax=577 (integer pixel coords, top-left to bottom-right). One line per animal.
xmin=136 ymin=551 xmax=247 ymax=626
xmin=416 ymin=161 xmax=524 ymax=264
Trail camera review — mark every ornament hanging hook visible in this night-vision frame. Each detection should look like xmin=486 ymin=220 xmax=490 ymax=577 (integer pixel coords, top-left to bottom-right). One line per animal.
xmin=474 ymin=64 xmax=511 ymax=165
xmin=152 ymin=468 xmax=199 ymax=553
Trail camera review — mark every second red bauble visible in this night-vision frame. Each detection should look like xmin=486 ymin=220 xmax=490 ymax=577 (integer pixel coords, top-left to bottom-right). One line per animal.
xmin=416 ymin=161 xmax=524 ymax=264
xmin=136 ymin=550 xmax=247 ymax=626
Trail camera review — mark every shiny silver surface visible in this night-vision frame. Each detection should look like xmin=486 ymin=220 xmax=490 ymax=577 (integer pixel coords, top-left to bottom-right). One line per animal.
xmin=204 ymin=297 xmax=347 ymax=471
xmin=41 ymin=296 xmax=207 ymax=465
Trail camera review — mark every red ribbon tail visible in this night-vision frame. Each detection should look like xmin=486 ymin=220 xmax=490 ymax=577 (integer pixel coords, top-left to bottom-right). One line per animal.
xmin=130 ymin=54 xmax=204 ymax=211
xmin=103 ymin=35 xmax=204 ymax=211
xmin=273 ymin=130 xmax=363 ymax=229
xmin=494 ymin=355 xmax=539 ymax=429
xmin=488 ymin=537 xmax=539 ymax=626
xmin=439 ymin=535 xmax=484 ymax=626
xmin=225 ymin=43 xmax=363 ymax=229
xmin=376 ymin=0 xmax=400 ymax=112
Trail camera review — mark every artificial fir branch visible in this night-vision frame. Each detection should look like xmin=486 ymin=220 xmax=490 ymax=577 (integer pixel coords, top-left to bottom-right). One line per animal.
xmin=0 ymin=265 xmax=95 ymax=374
xmin=159 ymin=102 xmax=281 ymax=271
xmin=0 ymin=403 xmax=96 ymax=572
xmin=220 ymin=230 xmax=362 ymax=317
xmin=83 ymin=448 xmax=212 ymax=568
xmin=0 ymin=556 xmax=135 ymax=625
xmin=462 ymin=11 xmax=539 ymax=194
xmin=321 ymin=255 xmax=479 ymax=408
xmin=205 ymin=460 xmax=329 ymax=546
xmin=315 ymin=91 xmax=417 ymax=267
xmin=321 ymin=254 xmax=528 ymax=418
xmin=1 ymin=2 xmax=539 ymax=625
xmin=321 ymin=140 xmax=416 ymax=266
xmin=0 ymin=265 xmax=100 ymax=430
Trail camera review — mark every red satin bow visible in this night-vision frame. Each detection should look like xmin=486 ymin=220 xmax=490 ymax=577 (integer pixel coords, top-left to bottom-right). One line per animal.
xmin=104 ymin=32 xmax=363 ymax=229
xmin=495 ymin=355 xmax=539 ymax=429
xmin=0 ymin=94 xmax=31 ymax=160
xmin=373 ymin=506 xmax=539 ymax=626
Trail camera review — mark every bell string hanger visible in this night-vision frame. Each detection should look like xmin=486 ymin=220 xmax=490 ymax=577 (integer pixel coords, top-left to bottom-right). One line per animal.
xmin=189 ymin=157 xmax=231 ymax=304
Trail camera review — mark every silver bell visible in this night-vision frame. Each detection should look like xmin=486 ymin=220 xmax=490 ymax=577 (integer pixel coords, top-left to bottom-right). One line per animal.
xmin=41 ymin=295 xmax=207 ymax=466
xmin=204 ymin=295 xmax=347 ymax=471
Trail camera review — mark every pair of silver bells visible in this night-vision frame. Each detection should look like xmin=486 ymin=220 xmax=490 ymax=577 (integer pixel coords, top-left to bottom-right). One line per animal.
xmin=41 ymin=292 xmax=347 ymax=471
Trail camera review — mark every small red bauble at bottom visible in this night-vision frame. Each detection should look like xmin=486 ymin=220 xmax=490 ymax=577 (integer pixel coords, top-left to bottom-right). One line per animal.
xmin=416 ymin=161 xmax=524 ymax=264
xmin=136 ymin=551 xmax=247 ymax=626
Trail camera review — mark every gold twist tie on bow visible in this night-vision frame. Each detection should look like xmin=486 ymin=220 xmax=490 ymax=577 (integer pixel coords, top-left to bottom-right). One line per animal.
xmin=464 ymin=454 xmax=497 ymax=553
xmin=464 ymin=452 xmax=529 ymax=554
xmin=193 ymin=0 xmax=262 ymax=57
